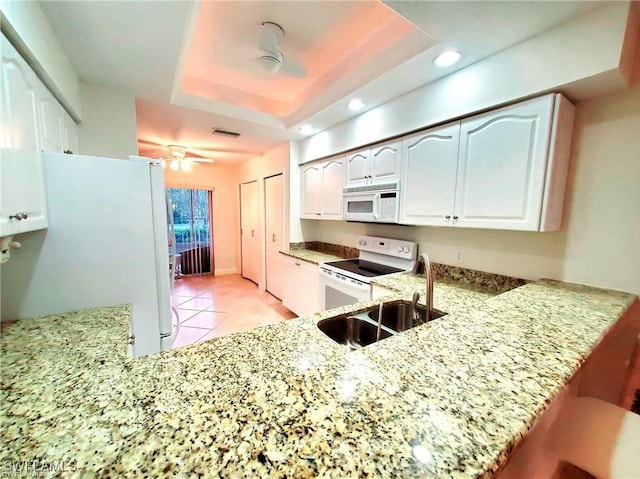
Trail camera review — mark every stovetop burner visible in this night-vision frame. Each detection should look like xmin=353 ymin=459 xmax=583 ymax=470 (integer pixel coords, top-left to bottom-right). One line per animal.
xmin=324 ymin=259 xmax=403 ymax=278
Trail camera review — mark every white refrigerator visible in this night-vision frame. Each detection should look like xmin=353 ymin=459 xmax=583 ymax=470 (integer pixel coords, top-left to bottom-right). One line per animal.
xmin=2 ymin=153 xmax=175 ymax=356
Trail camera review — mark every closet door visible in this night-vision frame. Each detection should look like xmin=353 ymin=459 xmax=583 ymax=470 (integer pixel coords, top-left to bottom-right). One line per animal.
xmin=265 ymin=174 xmax=284 ymax=299
xmin=240 ymin=181 xmax=260 ymax=284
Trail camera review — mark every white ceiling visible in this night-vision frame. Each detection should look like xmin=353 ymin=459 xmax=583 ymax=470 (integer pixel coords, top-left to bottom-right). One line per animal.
xmin=39 ymin=0 xmax=605 ymax=164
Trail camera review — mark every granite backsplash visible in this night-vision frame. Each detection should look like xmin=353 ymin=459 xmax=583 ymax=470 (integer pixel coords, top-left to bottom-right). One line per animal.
xmin=289 ymin=241 xmax=527 ymax=294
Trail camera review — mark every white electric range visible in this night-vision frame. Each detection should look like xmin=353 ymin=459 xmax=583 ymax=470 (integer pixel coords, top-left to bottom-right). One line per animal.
xmin=319 ymin=236 xmax=417 ymax=310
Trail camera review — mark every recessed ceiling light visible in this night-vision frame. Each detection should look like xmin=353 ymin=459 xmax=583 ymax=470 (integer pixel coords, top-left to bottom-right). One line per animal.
xmin=347 ymin=99 xmax=365 ymax=111
xmin=434 ymin=50 xmax=462 ymax=68
xmin=300 ymin=125 xmax=314 ymax=135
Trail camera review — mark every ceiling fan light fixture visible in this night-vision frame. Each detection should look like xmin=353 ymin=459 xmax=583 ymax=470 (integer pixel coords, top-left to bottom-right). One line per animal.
xmin=169 ymin=159 xmax=181 ymax=171
xmin=181 ymin=159 xmax=193 ymax=172
xmin=259 ymin=52 xmax=283 ymax=73
xmin=167 ymin=144 xmax=187 ymax=159
xmin=434 ymin=50 xmax=462 ymax=68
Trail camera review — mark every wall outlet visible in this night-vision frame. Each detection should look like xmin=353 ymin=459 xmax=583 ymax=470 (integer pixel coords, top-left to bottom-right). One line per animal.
xmin=456 ymin=249 xmax=464 ymax=263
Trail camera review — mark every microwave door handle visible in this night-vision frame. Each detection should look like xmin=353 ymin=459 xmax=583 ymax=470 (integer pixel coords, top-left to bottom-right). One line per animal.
xmin=372 ymin=194 xmax=377 ymax=220
xmin=373 ymin=193 xmax=380 ymax=220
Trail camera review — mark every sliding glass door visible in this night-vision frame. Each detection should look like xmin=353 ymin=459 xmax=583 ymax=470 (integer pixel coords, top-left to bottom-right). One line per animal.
xmin=167 ymin=188 xmax=213 ymax=276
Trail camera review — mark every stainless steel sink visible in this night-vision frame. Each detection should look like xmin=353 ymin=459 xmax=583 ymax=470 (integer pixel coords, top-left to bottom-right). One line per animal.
xmin=317 ymin=300 xmax=447 ymax=350
xmin=367 ymin=301 xmax=447 ymax=332
xmin=317 ymin=315 xmax=394 ymax=350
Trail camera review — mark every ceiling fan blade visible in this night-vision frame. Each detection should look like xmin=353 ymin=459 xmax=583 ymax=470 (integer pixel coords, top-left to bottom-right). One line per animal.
xmin=190 ymin=157 xmax=215 ymax=164
xmin=280 ymin=56 xmax=307 ymax=78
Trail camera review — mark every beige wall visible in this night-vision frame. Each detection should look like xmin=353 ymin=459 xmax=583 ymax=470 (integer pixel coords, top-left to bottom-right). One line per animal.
xmin=78 ymin=81 xmax=138 ymax=160
xmin=237 ymin=143 xmax=290 ymax=289
xmin=304 ymin=86 xmax=640 ymax=294
xmin=560 ymin=85 xmax=640 ymax=293
xmin=165 ymin=163 xmax=239 ymax=275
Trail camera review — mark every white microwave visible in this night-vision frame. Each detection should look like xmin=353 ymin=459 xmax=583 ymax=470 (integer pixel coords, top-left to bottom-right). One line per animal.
xmin=343 ymin=182 xmax=400 ymax=223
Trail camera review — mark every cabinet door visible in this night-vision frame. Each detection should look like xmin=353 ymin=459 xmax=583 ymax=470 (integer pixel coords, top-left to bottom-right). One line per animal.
xmin=455 ymin=96 xmax=554 ymax=231
xmin=1 ymin=35 xmax=47 ymax=237
xmin=62 ymin=109 xmax=79 ymax=154
xmin=344 ymin=148 xmax=370 ymax=187
xmin=240 ymin=181 xmax=260 ymax=284
xmin=282 ymin=257 xmax=320 ymax=317
xmin=320 ymin=158 xmax=343 ymax=219
xmin=265 ymin=174 xmax=284 ymax=299
xmin=300 ymin=164 xmax=321 ymax=218
xmin=38 ymin=85 xmax=64 ymax=153
xmin=370 ymin=140 xmax=401 ymax=184
xmin=400 ymin=123 xmax=460 ymax=226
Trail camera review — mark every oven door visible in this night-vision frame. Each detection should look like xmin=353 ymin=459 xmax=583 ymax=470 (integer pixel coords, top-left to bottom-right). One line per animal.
xmin=320 ymin=267 xmax=371 ymax=310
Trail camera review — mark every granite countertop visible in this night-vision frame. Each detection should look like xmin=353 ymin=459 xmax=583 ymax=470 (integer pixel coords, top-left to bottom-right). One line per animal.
xmin=1 ymin=273 xmax=636 ymax=477
xmin=279 ymin=248 xmax=345 ymax=265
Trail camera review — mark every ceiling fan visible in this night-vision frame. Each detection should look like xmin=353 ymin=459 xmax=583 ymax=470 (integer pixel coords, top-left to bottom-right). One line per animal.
xmin=137 ymin=141 xmax=216 ymax=172
xmin=257 ymin=22 xmax=307 ymax=78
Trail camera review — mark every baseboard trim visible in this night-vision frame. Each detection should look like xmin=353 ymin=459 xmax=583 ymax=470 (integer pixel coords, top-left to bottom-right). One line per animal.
xmin=215 ymin=268 xmax=238 ymax=275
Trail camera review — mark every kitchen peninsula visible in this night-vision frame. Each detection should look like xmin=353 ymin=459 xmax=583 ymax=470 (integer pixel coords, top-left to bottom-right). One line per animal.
xmin=1 ymin=269 xmax=636 ymax=477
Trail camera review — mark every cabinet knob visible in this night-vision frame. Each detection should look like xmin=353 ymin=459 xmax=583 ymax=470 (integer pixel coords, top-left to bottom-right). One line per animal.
xmin=272 ymin=234 xmax=276 ymax=242
xmin=316 ymin=212 xmax=321 ymax=216
xmin=453 ymin=215 xmax=459 ymax=220
xmin=445 ymin=215 xmax=451 ymax=219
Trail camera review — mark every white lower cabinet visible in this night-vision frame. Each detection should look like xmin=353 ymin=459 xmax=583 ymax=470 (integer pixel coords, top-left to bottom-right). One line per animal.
xmin=281 ymin=256 xmax=321 ymax=317
xmin=1 ymin=34 xmax=48 ymax=237
xmin=400 ymin=93 xmax=575 ymax=232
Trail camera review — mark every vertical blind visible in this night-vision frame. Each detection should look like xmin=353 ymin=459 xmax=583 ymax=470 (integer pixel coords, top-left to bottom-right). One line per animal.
xmin=167 ymin=188 xmax=213 ymax=276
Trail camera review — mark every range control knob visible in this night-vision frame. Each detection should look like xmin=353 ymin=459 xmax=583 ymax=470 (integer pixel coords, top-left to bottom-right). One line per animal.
xmin=397 ymin=246 xmax=404 ymax=253
xmin=359 ymin=239 xmax=367 ymax=246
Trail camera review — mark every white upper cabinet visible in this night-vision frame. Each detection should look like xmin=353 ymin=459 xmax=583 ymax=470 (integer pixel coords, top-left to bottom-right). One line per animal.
xmin=370 ymin=140 xmax=402 ymax=184
xmin=399 ymin=94 xmax=575 ymax=232
xmin=455 ymin=94 xmax=573 ymax=231
xmin=321 ymin=159 xmax=343 ymax=218
xmin=301 ymin=163 xmax=321 ymax=218
xmin=37 ymin=76 xmax=79 ymax=155
xmin=1 ymin=34 xmax=48 ymax=237
xmin=62 ymin=109 xmax=79 ymax=154
xmin=344 ymin=149 xmax=370 ymax=187
xmin=344 ymin=140 xmax=401 ymax=188
xmin=38 ymin=85 xmax=64 ymax=153
xmin=400 ymin=122 xmax=461 ymax=226
xmin=301 ymin=155 xmax=343 ymax=220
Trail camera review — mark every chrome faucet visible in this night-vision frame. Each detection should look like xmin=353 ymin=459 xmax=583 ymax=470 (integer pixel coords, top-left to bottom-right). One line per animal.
xmin=412 ymin=253 xmax=433 ymax=322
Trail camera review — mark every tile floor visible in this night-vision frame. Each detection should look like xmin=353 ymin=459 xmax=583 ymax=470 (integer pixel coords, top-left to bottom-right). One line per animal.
xmin=170 ymin=274 xmax=296 ymax=349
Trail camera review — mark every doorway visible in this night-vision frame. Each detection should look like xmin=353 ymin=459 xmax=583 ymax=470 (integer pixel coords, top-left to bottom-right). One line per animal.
xmin=240 ymin=181 xmax=259 ymax=284
xmin=167 ymin=187 xmax=214 ymax=276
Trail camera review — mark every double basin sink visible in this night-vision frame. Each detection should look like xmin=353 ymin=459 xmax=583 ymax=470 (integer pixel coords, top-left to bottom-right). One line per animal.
xmin=317 ymin=300 xmax=447 ymax=350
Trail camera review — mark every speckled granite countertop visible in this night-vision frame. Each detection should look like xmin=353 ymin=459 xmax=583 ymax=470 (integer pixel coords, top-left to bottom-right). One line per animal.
xmin=1 ymin=277 xmax=636 ymax=477
xmin=279 ymin=248 xmax=344 ymax=264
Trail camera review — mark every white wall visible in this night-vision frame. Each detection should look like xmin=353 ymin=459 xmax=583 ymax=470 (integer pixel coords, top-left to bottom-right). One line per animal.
xmin=0 ymin=0 xmax=82 ymax=119
xmin=301 ymin=86 xmax=640 ymax=294
xmin=237 ymin=143 xmax=290 ymax=289
xmin=298 ymin=1 xmax=633 ymax=163
xmin=78 ymin=81 xmax=138 ymax=160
